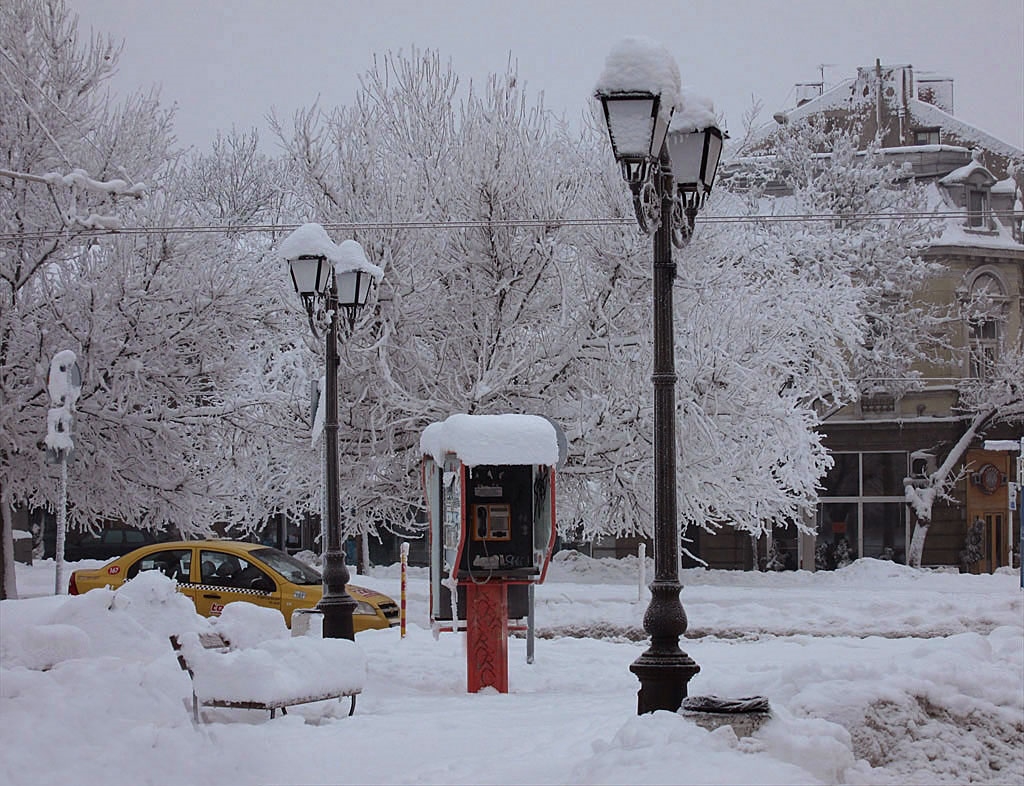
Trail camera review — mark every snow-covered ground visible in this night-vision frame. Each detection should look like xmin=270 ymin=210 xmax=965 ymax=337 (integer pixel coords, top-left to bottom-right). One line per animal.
xmin=2 ymin=552 xmax=1022 ymax=785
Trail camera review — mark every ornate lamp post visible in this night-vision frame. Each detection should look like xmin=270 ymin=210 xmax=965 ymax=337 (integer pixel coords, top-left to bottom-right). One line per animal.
xmin=280 ymin=224 xmax=382 ymax=639
xmin=595 ymin=38 xmax=725 ymax=714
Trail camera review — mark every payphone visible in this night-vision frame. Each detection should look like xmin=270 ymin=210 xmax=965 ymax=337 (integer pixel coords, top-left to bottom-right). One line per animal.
xmin=421 ymin=414 xmax=563 ymax=692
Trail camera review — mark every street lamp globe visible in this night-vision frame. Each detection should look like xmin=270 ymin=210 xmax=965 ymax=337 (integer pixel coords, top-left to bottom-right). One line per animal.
xmin=334 ymin=239 xmax=378 ymax=331
xmin=667 ymin=124 xmax=726 ymax=208
xmin=595 ymin=90 xmax=674 ymax=187
xmin=288 ymin=254 xmax=332 ymax=302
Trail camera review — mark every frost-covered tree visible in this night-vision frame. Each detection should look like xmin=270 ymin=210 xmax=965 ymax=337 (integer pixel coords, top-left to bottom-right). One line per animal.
xmin=654 ymin=120 xmax=945 ymax=545
xmin=733 ymin=120 xmax=948 ymax=404
xmin=0 ymin=1 xmax=300 ymax=599
xmin=274 ymin=51 xmax=597 ymax=549
xmin=0 ymin=0 xmax=173 ymax=598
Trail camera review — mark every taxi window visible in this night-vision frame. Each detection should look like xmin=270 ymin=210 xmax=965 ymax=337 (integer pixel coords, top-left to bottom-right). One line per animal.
xmin=250 ymin=547 xmax=321 ymax=585
xmin=126 ymin=549 xmax=191 ymax=582
xmin=200 ymin=550 xmax=276 ymax=592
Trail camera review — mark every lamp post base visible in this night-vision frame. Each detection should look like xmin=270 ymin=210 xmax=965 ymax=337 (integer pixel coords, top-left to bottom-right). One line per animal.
xmin=630 ymin=651 xmax=701 ymax=715
xmin=630 ymin=580 xmax=700 ymax=714
xmin=318 ymin=550 xmax=357 ymax=640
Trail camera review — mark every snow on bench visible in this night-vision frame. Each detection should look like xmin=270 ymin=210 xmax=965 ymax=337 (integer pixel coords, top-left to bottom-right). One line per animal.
xmin=170 ymin=629 xmax=366 ymax=723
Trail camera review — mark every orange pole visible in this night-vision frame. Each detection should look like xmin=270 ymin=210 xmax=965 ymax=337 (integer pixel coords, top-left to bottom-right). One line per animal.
xmin=400 ymin=542 xmax=409 ymax=638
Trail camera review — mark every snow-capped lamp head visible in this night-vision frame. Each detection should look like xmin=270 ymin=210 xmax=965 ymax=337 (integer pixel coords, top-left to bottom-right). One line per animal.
xmin=666 ymin=90 xmax=728 ymax=214
xmin=593 ymin=36 xmax=681 ymax=189
xmin=594 ymin=37 xmax=724 ymax=245
xmin=278 ymin=223 xmax=383 ymax=333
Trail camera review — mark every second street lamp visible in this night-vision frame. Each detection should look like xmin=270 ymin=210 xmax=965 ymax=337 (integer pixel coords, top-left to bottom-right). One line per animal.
xmin=595 ymin=38 xmax=725 ymax=715
xmin=279 ymin=224 xmax=383 ymax=639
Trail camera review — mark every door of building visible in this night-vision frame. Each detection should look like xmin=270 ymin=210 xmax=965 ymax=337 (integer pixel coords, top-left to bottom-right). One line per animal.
xmin=982 ymin=511 xmax=1006 ymax=573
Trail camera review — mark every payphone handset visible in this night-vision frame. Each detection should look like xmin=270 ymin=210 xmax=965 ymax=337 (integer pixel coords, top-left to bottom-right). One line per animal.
xmin=472 ymin=504 xmax=511 ymax=541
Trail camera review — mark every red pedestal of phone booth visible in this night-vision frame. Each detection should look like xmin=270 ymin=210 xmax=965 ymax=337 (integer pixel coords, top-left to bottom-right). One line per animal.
xmin=421 ymin=414 xmax=563 ymax=693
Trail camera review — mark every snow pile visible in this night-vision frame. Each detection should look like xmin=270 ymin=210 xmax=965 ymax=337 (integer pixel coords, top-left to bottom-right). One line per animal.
xmin=208 ymin=599 xmax=289 ymax=647
xmin=1 ymin=570 xmax=203 ymax=668
xmin=3 ymin=555 xmax=1022 ymax=785
xmin=180 ymin=634 xmax=366 ymax=705
xmin=177 ymin=601 xmax=367 ymax=704
xmin=420 ymin=413 xmax=559 ymax=467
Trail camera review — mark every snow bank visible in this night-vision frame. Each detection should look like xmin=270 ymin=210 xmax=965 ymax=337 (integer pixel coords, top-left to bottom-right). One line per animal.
xmin=3 ymin=555 xmax=1021 ymax=785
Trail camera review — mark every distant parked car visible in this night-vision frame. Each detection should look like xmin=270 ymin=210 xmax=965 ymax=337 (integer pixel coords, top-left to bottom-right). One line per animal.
xmin=44 ymin=523 xmax=172 ymax=562
xmin=68 ymin=539 xmax=399 ymax=632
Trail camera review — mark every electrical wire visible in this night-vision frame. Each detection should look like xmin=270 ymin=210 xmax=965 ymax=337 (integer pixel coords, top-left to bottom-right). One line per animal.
xmin=0 ymin=210 xmax=1019 ymax=243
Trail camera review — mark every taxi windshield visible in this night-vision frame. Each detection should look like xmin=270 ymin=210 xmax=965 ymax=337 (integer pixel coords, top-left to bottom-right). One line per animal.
xmin=251 ymin=547 xmax=322 ymax=585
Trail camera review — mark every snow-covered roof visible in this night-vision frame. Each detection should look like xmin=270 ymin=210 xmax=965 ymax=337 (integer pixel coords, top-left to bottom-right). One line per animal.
xmin=938 ymin=159 xmax=997 ymax=186
xmin=993 ymin=177 xmax=1019 ymax=196
xmin=907 ymin=99 xmax=1023 ymax=160
xmin=277 ymin=223 xmax=384 ymax=281
xmin=924 ymin=181 xmax=1023 ymax=251
xmin=750 ymin=65 xmax=1023 ymax=161
xmin=421 ymin=414 xmax=560 ymax=467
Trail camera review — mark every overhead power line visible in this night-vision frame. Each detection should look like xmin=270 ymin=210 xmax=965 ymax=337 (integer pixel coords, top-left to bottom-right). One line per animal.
xmin=0 ymin=209 xmax=1019 ymax=243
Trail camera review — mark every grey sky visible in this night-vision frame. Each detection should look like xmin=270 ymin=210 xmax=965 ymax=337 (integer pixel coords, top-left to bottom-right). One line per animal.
xmin=69 ymin=0 xmax=1024 ymax=152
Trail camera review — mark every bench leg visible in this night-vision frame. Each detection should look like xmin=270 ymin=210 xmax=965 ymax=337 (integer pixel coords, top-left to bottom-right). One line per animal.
xmin=192 ymin=693 xmax=200 ymax=724
xmin=348 ymin=694 xmax=357 ymax=717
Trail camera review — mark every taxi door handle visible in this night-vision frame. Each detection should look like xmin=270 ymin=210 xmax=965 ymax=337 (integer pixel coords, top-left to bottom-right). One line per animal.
xmin=203 ymin=593 xmax=221 ymax=599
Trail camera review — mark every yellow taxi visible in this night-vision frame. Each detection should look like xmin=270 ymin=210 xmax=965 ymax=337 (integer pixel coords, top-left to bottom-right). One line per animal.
xmin=68 ymin=540 xmax=399 ymax=633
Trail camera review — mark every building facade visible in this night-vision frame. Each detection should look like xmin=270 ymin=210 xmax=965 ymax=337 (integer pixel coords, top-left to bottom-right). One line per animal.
xmin=690 ymin=62 xmax=1023 ymax=572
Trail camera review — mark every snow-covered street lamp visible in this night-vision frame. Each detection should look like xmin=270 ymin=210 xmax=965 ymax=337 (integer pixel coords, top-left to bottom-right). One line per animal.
xmin=595 ymin=37 xmax=725 ymax=714
xmin=279 ymin=224 xmax=382 ymax=639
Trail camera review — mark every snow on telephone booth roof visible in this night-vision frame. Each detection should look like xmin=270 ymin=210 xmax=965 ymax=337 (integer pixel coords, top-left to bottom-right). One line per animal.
xmin=420 ymin=414 xmax=560 ymax=468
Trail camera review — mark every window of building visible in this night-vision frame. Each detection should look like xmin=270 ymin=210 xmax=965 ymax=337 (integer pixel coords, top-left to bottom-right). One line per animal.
xmin=965 ymin=272 xmax=1005 ymax=380
xmin=967 ymin=188 xmax=989 ymax=228
xmin=818 ymin=451 xmax=908 ymax=567
xmin=912 ymin=127 xmax=940 ymax=145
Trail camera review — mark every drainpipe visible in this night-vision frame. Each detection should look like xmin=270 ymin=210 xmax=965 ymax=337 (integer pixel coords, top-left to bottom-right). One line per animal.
xmin=875 ymin=59 xmax=883 ymax=137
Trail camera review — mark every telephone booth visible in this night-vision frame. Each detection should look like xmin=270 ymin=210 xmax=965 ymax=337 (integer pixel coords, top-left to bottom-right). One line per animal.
xmin=421 ymin=414 xmax=562 ymax=693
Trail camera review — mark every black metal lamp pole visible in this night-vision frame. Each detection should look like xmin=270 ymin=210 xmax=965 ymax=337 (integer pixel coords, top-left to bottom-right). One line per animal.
xmin=319 ymin=277 xmax=357 ymax=640
xmin=628 ymin=147 xmax=700 ymax=714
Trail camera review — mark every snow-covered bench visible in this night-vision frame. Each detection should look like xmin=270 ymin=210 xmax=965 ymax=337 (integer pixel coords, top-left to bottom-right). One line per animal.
xmin=170 ymin=630 xmax=366 ymax=723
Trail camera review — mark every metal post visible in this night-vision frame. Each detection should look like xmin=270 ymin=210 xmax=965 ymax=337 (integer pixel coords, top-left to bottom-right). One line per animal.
xmin=54 ymin=455 xmax=68 ymax=595
xmin=629 ymin=148 xmax=700 ymax=714
xmin=318 ymin=279 xmax=357 ymax=640
xmin=527 ymin=583 xmax=536 ymax=664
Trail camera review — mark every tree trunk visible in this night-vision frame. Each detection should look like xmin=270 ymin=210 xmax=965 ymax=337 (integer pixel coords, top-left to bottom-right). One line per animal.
xmin=357 ymin=532 xmax=369 ymax=575
xmin=904 ymin=407 xmax=996 ymax=570
xmin=907 ymin=517 xmax=930 ymax=569
xmin=1 ymin=483 xmax=17 ymax=600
